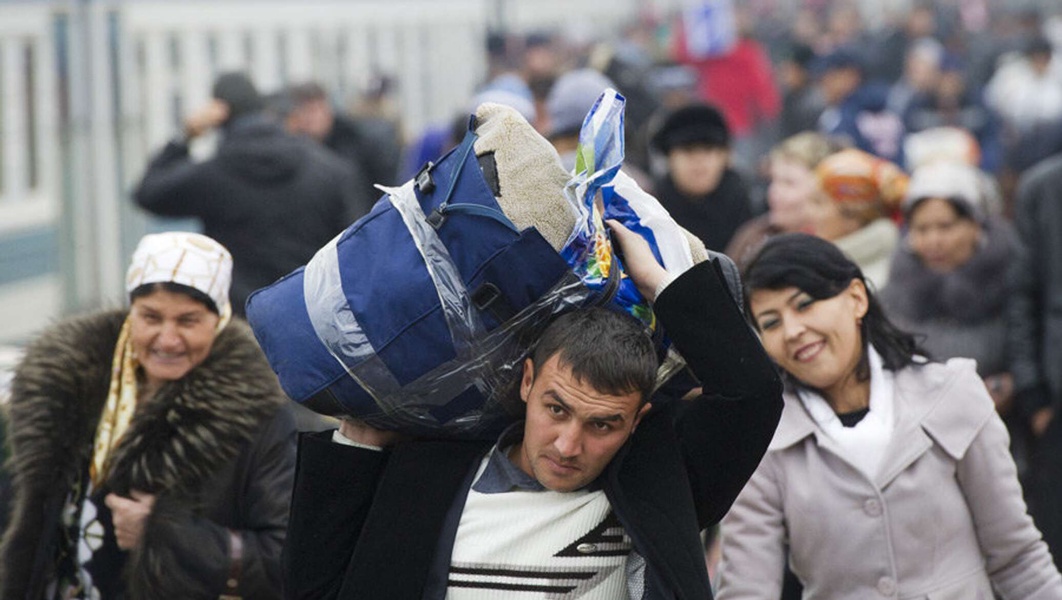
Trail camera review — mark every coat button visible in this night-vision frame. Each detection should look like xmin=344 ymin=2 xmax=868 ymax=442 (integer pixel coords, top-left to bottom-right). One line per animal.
xmin=577 ymin=543 xmax=597 ymax=554
xmin=877 ymin=576 xmax=896 ymax=596
xmin=863 ymin=498 xmax=882 ymax=517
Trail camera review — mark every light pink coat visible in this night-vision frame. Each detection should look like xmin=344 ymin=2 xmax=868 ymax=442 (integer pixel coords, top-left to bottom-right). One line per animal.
xmin=717 ymin=358 xmax=1062 ymax=599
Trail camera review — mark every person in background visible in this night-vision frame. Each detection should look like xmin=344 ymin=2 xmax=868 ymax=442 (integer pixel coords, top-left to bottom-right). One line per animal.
xmin=726 ymin=132 xmax=841 ymax=269
xmin=815 ymin=47 xmax=906 ymax=165
xmin=650 ymin=102 xmax=753 ymax=252
xmin=0 ymin=232 xmax=296 ymax=599
xmin=543 ymin=68 xmax=618 ymax=172
xmin=777 ymin=43 xmax=826 ymax=139
xmin=672 ymin=6 xmax=781 ymax=171
xmin=1008 ymin=153 xmax=1062 ymax=570
xmin=884 ymin=37 xmax=943 ymax=120
xmin=285 ymin=80 xmax=401 ymax=194
xmin=717 ymin=232 xmax=1062 ymax=599
xmin=881 ymin=161 xmax=1019 ymax=410
xmin=133 ymin=72 xmax=369 ymax=315
xmin=904 ymin=55 xmax=1005 ymax=175
xmin=869 ymin=0 xmax=940 ymax=84
xmin=807 ymin=148 xmax=908 ymax=289
xmin=986 ymin=36 xmax=1062 ymax=174
xmin=880 ymin=161 xmax=1027 ymax=475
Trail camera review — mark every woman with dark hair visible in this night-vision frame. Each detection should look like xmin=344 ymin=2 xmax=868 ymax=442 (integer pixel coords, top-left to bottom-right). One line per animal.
xmin=0 ymin=232 xmax=295 ymax=599
xmin=716 ymin=232 xmax=1062 ymax=599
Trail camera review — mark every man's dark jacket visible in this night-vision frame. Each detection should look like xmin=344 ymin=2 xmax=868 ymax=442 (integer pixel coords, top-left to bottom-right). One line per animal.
xmin=282 ymin=259 xmax=784 ymax=599
xmin=325 ymin=114 xmax=401 ymax=195
xmin=134 ymin=115 xmax=374 ymax=313
xmin=1009 ymin=153 xmax=1062 ymax=417
xmin=654 ymin=169 xmax=753 ymax=253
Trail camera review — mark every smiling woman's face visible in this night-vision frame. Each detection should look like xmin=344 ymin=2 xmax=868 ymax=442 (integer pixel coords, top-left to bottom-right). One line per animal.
xmin=749 ymin=281 xmax=867 ymax=397
xmin=129 ymin=288 xmax=220 ymax=389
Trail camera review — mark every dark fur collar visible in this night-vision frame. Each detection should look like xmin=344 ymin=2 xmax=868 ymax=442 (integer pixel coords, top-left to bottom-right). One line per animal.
xmin=6 ymin=308 xmax=284 ymax=498
xmin=1 ymin=309 xmax=286 ymax=597
xmin=882 ymin=216 xmax=1017 ymax=324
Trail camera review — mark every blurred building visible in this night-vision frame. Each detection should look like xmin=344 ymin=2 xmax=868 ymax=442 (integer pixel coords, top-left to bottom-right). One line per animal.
xmin=0 ymin=0 xmax=685 ymax=344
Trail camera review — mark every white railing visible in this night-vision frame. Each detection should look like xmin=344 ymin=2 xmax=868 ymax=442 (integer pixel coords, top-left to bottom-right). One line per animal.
xmin=0 ymin=3 xmax=60 ymax=233
xmin=0 ymin=0 xmax=689 ymax=344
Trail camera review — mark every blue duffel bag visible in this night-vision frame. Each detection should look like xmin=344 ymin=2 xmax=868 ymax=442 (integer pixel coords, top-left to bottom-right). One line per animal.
xmin=245 ymin=116 xmax=607 ymax=439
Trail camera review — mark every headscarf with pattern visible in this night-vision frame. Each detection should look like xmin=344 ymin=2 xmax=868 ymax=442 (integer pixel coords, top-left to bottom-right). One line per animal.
xmin=90 ymin=232 xmax=233 ymax=487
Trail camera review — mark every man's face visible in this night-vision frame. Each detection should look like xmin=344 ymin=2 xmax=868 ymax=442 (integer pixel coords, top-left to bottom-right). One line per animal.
xmin=514 ymin=356 xmax=650 ymax=492
xmin=287 ymin=98 xmax=334 ymax=141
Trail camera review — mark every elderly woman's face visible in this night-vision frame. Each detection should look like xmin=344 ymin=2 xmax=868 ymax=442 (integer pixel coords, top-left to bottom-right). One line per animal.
xmin=906 ymin=197 xmax=981 ymax=272
xmin=749 ymin=280 xmax=868 ymax=397
xmin=130 ymin=288 xmax=220 ymax=388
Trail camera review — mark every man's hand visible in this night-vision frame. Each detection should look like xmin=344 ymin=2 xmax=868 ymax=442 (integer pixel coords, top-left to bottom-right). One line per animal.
xmin=105 ymin=490 xmax=157 ymax=550
xmin=984 ymin=373 xmax=1014 ymax=414
xmin=183 ymin=99 xmax=230 ymax=138
xmin=1032 ymin=407 xmax=1055 ymax=438
xmin=606 ymin=220 xmax=670 ymax=302
xmin=338 ymin=418 xmax=406 ymax=448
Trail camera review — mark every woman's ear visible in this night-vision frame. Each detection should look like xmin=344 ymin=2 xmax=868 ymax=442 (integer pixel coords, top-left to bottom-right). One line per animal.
xmin=848 ymin=278 xmax=870 ymax=321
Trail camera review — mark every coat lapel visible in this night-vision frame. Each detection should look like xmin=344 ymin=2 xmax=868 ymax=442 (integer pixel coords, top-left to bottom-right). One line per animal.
xmin=341 ymin=440 xmax=489 ymax=599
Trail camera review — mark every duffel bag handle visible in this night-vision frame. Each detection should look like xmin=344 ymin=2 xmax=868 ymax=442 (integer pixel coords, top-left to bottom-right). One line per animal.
xmin=420 ymin=116 xmax=519 ymax=234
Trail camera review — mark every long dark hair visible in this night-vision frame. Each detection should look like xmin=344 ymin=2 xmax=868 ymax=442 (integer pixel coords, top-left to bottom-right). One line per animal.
xmin=742 ymin=233 xmax=926 ymax=383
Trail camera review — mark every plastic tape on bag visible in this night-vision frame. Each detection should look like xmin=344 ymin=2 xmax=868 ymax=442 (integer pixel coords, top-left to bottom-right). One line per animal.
xmin=302 ymin=233 xmax=402 ymax=403
xmin=385 ymin=182 xmax=487 ymax=356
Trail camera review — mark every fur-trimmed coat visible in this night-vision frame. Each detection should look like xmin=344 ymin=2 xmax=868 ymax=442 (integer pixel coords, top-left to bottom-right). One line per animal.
xmin=881 ymin=215 xmax=1018 ymax=376
xmin=0 ymin=310 xmax=296 ymax=599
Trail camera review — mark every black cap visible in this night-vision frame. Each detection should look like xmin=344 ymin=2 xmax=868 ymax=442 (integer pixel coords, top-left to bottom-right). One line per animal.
xmin=651 ymin=103 xmax=730 ymax=153
xmin=212 ymin=72 xmax=264 ymax=122
xmin=810 ymin=46 xmax=866 ymax=76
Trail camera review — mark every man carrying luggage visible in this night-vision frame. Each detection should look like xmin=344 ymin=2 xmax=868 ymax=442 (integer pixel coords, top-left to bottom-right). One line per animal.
xmin=283 ymin=221 xmax=783 ymax=599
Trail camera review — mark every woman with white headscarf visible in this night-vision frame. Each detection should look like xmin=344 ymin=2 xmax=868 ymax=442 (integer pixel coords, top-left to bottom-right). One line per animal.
xmin=0 ymin=232 xmax=295 ymax=599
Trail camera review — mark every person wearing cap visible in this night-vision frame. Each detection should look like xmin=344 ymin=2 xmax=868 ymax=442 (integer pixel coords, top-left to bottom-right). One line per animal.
xmin=880 ymin=161 xmax=1021 ymax=414
xmin=650 ymin=102 xmax=753 ymax=252
xmin=544 ymin=68 xmax=619 ymax=172
xmin=808 ymin=147 xmax=908 ymax=289
xmin=134 ymin=72 xmax=370 ymax=316
xmin=0 ymin=232 xmax=296 ymax=599
xmin=815 ymin=46 xmax=906 ymax=165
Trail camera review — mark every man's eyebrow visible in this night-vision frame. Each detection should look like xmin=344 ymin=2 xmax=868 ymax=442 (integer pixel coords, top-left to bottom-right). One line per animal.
xmin=587 ymin=413 xmax=625 ymax=424
xmin=544 ymin=391 xmax=571 ymax=411
xmin=544 ymin=391 xmax=625 ymax=423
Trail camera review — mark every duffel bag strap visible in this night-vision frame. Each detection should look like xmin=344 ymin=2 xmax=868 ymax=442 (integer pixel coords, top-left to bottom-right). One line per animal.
xmin=422 ymin=116 xmax=519 ymax=233
xmin=429 ymin=203 xmax=517 ymax=233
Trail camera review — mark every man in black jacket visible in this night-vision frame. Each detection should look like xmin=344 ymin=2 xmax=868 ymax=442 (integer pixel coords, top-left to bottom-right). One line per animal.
xmin=1008 ymin=153 xmax=1062 ymax=568
xmin=134 ymin=72 xmax=373 ymax=315
xmin=282 ymin=221 xmax=783 ymax=599
xmin=285 ymin=81 xmax=401 ymax=196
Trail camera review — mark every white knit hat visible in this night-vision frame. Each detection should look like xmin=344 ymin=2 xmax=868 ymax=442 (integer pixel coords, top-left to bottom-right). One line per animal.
xmin=125 ymin=232 xmax=233 ymax=320
xmin=903 ymin=161 xmax=986 ymax=223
